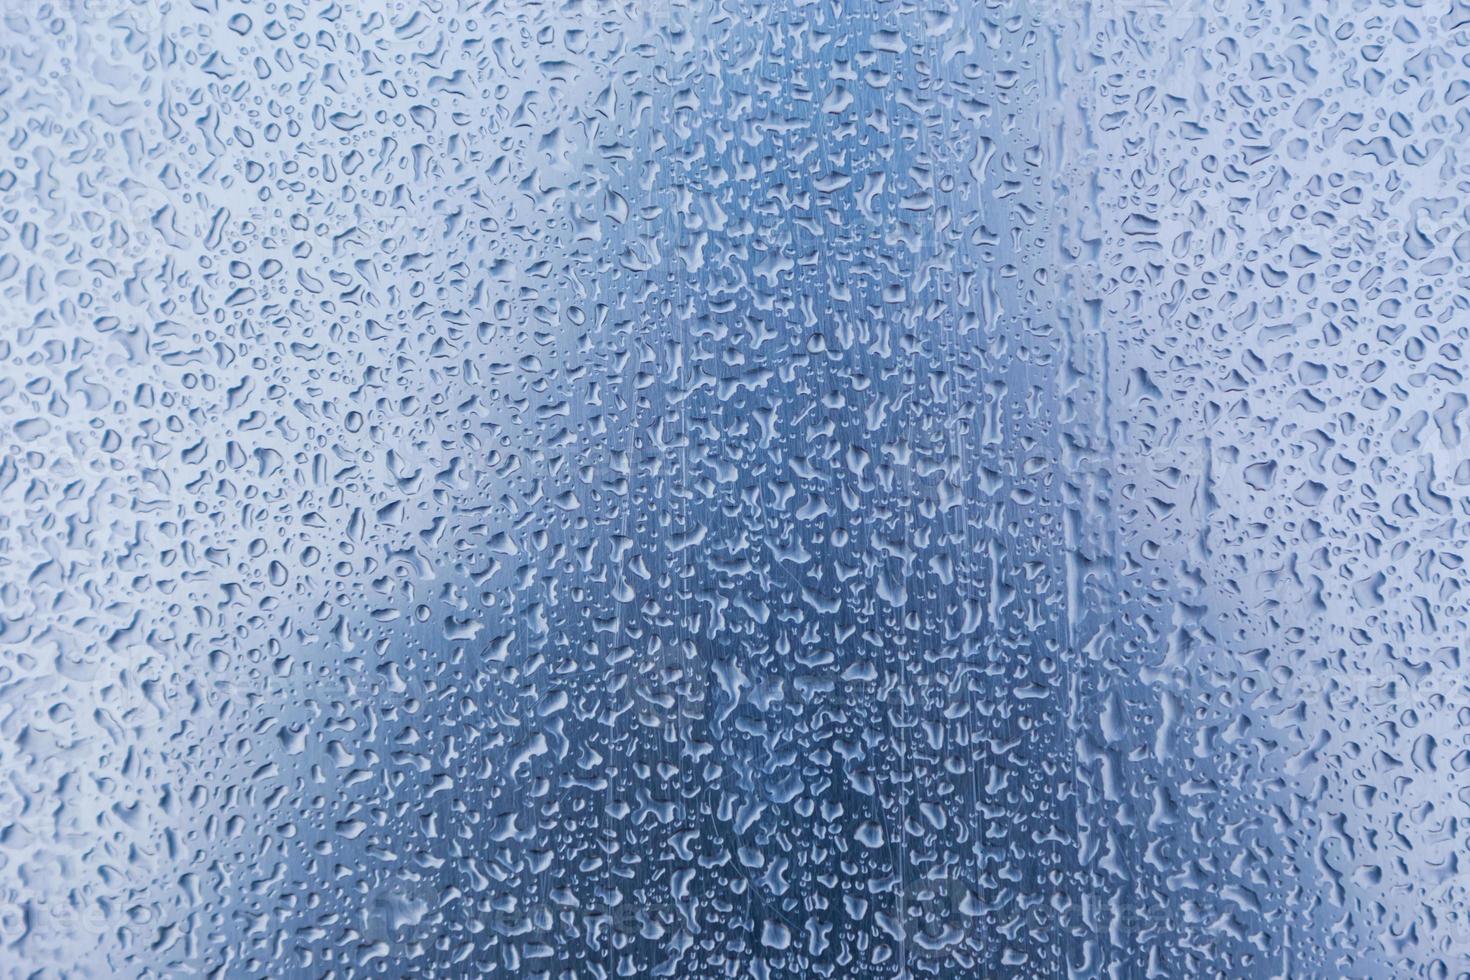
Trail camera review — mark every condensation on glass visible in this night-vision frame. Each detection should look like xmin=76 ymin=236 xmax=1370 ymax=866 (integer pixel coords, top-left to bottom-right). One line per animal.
xmin=0 ymin=0 xmax=1463 ymax=976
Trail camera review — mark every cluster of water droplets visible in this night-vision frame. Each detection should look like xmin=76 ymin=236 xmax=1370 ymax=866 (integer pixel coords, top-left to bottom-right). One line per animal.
xmin=1 ymin=0 xmax=1468 ymax=976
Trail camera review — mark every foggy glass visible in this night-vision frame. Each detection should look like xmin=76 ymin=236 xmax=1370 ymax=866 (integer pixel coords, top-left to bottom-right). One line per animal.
xmin=0 ymin=0 xmax=1463 ymax=977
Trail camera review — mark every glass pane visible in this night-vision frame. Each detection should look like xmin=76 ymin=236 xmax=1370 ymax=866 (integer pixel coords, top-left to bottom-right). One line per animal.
xmin=0 ymin=0 xmax=1454 ymax=976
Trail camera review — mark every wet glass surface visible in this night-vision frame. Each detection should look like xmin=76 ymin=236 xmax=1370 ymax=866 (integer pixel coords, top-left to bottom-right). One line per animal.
xmin=1 ymin=0 xmax=1467 ymax=976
